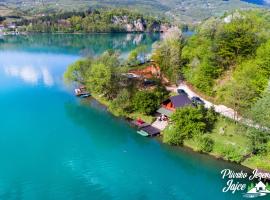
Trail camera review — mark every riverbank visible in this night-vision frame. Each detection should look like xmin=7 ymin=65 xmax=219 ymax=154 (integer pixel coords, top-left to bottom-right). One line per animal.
xmin=85 ymin=92 xmax=270 ymax=172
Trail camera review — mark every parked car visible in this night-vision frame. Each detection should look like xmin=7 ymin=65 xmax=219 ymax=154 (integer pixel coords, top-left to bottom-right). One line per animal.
xmin=191 ymin=96 xmax=205 ymax=106
xmin=177 ymin=89 xmax=187 ymax=96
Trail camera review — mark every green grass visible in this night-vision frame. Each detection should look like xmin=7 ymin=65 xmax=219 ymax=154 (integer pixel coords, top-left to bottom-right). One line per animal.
xmin=182 ymin=117 xmax=252 ymax=162
xmin=128 ymin=112 xmax=155 ymax=124
xmin=242 ymin=154 xmax=270 ymax=171
xmin=210 ymin=117 xmax=252 ymax=157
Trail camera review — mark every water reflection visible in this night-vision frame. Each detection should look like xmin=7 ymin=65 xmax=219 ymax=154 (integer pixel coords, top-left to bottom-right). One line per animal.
xmin=0 ymin=51 xmax=78 ymax=88
xmin=0 ymin=33 xmax=160 ymax=56
xmin=4 ymin=65 xmax=54 ymax=86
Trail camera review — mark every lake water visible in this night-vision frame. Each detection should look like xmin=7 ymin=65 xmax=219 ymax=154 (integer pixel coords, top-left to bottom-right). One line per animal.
xmin=0 ymin=34 xmax=266 ymax=200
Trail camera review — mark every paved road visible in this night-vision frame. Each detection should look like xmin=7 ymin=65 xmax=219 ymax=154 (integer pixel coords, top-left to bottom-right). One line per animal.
xmin=166 ymin=82 xmax=269 ymax=131
xmin=167 ymin=82 xmax=240 ymax=121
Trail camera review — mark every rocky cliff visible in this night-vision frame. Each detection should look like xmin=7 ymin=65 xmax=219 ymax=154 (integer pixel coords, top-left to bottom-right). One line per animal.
xmin=111 ymin=15 xmax=170 ymax=32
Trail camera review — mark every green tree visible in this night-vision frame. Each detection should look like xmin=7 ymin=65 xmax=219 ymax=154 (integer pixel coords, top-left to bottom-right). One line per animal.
xmin=219 ymin=61 xmax=268 ymax=115
xmin=88 ymin=63 xmax=112 ymax=94
xmin=127 ymin=45 xmax=148 ymax=66
xmin=163 ymin=106 xmax=217 ymax=145
xmin=152 ymin=27 xmax=182 ymax=83
xmin=109 ymin=88 xmax=132 ymax=116
xmin=163 ymin=126 xmax=185 ymax=146
xmin=133 ymin=91 xmax=159 ymax=115
xmin=214 ymin=18 xmax=260 ymax=68
xmin=249 ymin=90 xmax=270 ymax=129
xmin=64 ymin=58 xmax=92 ymax=84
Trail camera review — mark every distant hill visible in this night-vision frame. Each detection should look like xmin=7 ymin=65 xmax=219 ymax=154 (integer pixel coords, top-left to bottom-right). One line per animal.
xmin=0 ymin=0 xmax=262 ymax=23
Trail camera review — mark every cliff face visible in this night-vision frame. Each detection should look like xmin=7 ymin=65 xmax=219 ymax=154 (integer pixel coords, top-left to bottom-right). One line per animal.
xmin=112 ymin=16 xmax=170 ymax=32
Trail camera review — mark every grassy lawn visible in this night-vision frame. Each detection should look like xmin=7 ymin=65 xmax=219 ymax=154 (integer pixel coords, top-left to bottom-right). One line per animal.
xmin=183 ymin=116 xmax=252 ymax=162
xmin=210 ymin=117 xmax=252 ymax=158
xmin=128 ymin=112 xmax=155 ymax=124
xmin=242 ymin=154 xmax=270 ymax=171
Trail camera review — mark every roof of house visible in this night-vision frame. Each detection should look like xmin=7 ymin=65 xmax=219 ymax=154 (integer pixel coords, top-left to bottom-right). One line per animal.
xmin=170 ymin=94 xmax=192 ymax=108
xmin=157 ymin=107 xmax=173 ymax=117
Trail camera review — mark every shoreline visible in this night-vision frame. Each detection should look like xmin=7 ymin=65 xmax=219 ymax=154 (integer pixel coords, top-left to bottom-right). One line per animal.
xmin=86 ymin=93 xmax=267 ymax=173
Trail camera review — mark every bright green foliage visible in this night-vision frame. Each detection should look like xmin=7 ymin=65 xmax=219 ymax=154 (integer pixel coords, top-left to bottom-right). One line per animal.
xmin=127 ymin=45 xmax=148 ymax=66
xmin=163 ymin=106 xmax=217 ymax=145
xmin=133 ymin=91 xmax=160 ymax=115
xmin=64 ymin=51 xmax=121 ymax=99
xmin=248 ymin=183 xmax=255 ymax=192
xmin=182 ymin=10 xmax=270 ymax=99
xmin=214 ymin=18 xmax=260 ymax=68
xmin=218 ymin=61 xmax=268 ymax=113
xmin=196 ymin=135 xmax=214 ymax=152
xmin=250 ymin=90 xmax=270 ymax=129
xmin=246 ymin=90 xmax=270 ymax=154
xmin=153 ymin=84 xmax=170 ymax=102
xmin=266 ymin=183 xmax=270 ymax=191
xmin=256 ymin=40 xmax=270 ymax=76
xmin=218 ymin=144 xmax=244 ymax=163
xmin=88 ymin=63 xmax=112 ymax=94
xmin=109 ymin=89 xmax=133 ymax=116
xmin=163 ymin=126 xmax=185 ymax=146
xmin=152 ymin=28 xmax=182 ymax=83
xmin=64 ymin=58 xmax=92 ymax=84
xmin=247 ymin=129 xmax=269 ymax=154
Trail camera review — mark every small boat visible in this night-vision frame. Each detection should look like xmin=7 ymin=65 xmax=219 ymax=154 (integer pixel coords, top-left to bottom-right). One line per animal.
xmin=137 ymin=130 xmax=149 ymax=137
xmin=74 ymin=86 xmax=90 ymax=97
xmin=80 ymin=93 xmax=91 ymax=98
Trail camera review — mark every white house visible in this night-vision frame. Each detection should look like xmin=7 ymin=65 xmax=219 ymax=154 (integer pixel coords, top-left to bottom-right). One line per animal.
xmin=256 ymin=181 xmax=266 ymax=192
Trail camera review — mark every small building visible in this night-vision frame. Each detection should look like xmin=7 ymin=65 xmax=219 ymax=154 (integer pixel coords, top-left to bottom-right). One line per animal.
xmin=255 ymin=181 xmax=266 ymax=192
xmin=129 ymin=64 xmax=161 ymax=79
xmin=157 ymin=94 xmax=192 ymax=117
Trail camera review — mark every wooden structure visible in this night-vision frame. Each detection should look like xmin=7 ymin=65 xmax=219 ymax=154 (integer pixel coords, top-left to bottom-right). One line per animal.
xmin=162 ymin=94 xmax=192 ymax=111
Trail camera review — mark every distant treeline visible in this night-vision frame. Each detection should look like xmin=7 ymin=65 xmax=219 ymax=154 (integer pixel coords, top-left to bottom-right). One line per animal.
xmin=17 ymin=9 xmax=170 ymax=33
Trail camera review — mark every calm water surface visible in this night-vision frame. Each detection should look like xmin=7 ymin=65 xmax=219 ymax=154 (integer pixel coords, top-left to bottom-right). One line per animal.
xmin=0 ymin=34 xmax=265 ymax=200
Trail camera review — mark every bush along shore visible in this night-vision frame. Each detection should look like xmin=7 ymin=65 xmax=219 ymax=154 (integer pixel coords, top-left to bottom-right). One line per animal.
xmin=64 ymin=10 xmax=270 ymax=172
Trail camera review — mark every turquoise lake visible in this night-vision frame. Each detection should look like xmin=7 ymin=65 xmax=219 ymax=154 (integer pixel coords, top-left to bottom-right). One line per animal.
xmin=0 ymin=34 xmax=266 ymax=200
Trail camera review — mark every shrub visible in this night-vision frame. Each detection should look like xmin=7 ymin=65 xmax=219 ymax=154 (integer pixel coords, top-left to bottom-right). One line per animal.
xmin=196 ymin=135 xmax=214 ymax=153
xmin=218 ymin=145 xmax=244 ymax=163
xmin=163 ymin=126 xmax=185 ymax=146
xmin=109 ymin=89 xmax=132 ymax=116
xmin=163 ymin=106 xmax=218 ymax=146
xmin=132 ymin=91 xmax=159 ymax=115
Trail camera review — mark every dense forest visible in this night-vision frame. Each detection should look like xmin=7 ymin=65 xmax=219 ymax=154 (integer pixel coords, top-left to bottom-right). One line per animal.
xmin=1 ymin=0 xmax=259 ymax=24
xmin=182 ymin=10 xmax=270 ymax=115
xmin=17 ymin=9 xmax=170 ymax=33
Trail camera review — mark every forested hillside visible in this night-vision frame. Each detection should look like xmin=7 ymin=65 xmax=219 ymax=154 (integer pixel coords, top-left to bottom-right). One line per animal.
xmin=182 ymin=10 xmax=270 ymax=115
xmin=17 ymin=9 xmax=170 ymax=33
xmin=0 ymin=0 xmax=260 ymax=23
